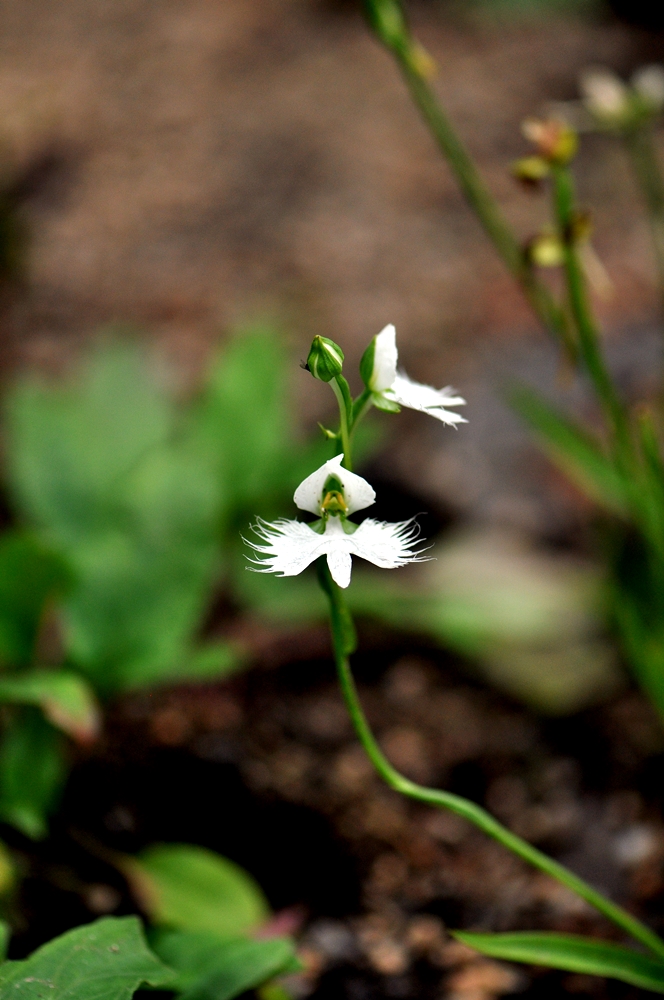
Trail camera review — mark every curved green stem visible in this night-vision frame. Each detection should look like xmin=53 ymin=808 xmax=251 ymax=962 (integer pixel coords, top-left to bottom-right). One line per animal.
xmin=362 ymin=0 xmax=571 ymax=352
xmin=350 ymin=388 xmax=374 ymax=437
xmin=330 ymin=376 xmax=354 ymax=470
xmin=317 ymin=561 xmax=664 ymax=960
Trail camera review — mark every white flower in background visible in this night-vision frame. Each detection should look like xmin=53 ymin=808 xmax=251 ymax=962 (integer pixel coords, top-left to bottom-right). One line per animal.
xmin=632 ymin=65 xmax=664 ymax=111
xmin=360 ymin=324 xmax=467 ymax=425
xmin=580 ymin=66 xmax=630 ymax=123
xmin=245 ymin=454 xmax=428 ymax=588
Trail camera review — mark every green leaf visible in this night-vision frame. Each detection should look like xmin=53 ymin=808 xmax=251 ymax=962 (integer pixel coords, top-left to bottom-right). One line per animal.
xmin=509 ymin=385 xmax=629 ymax=516
xmin=122 ymin=844 xmax=269 ymax=935
xmin=0 ymin=669 xmax=100 ymax=743
xmin=151 ymin=931 xmax=298 ymax=1000
xmin=0 ymin=916 xmax=174 ymax=999
xmin=0 ymin=531 xmax=70 ymax=667
xmin=192 ymin=325 xmax=292 ymax=516
xmin=5 ymin=340 xmax=224 ymax=694
xmin=192 ymin=324 xmax=332 ymax=525
xmin=0 ymin=707 xmax=66 ymax=838
xmin=454 ymin=931 xmax=664 ymax=993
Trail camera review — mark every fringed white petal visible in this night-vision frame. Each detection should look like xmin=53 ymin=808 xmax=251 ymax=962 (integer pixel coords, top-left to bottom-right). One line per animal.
xmin=245 ymin=518 xmax=330 ymax=577
xmin=371 ymin=324 xmax=399 ymax=392
xmin=348 ymin=517 xmax=430 ymax=570
xmin=246 ymin=515 xmax=429 ymax=589
xmin=389 ymin=372 xmax=467 ymax=425
xmin=293 ymin=453 xmax=376 ymax=515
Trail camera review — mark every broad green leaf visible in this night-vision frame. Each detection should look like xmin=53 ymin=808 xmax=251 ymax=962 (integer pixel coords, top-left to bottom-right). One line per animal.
xmin=0 ymin=669 xmax=100 ymax=743
xmin=150 ymin=641 xmax=246 ymax=688
xmin=151 ymin=930 xmax=299 ymax=1000
xmin=193 ymin=326 xmax=293 ymax=516
xmin=510 ymin=385 xmax=629 ymax=516
xmin=0 ymin=532 xmax=69 ymax=667
xmin=0 ymin=916 xmax=174 ymax=999
xmin=455 ymin=931 xmax=664 ymax=993
xmin=4 ymin=341 xmax=224 ymax=694
xmin=192 ymin=325 xmax=332 ymax=528
xmin=122 ymin=844 xmax=269 ymax=936
xmin=0 ymin=708 xmax=65 ymax=838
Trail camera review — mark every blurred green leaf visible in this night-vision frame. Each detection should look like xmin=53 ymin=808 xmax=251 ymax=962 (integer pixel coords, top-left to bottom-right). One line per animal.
xmin=350 ymin=528 xmax=620 ymax=714
xmin=192 ymin=325 xmax=332 ymax=528
xmin=510 ymin=385 xmax=629 ymax=516
xmin=123 ymin=844 xmax=269 ymax=936
xmin=0 ymin=708 xmax=66 ymax=839
xmin=0 ymin=669 xmax=100 ymax=743
xmin=151 ymin=931 xmax=298 ymax=1000
xmin=4 ymin=341 xmax=224 ymax=694
xmin=0 ymin=919 xmax=9 ymax=962
xmin=0 ymin=531 xmax=69 ymax=668
xmin=455 ymin=931 xmax=664 ymax=993
xmin=0 ymin=916 xmax=174 ymax=999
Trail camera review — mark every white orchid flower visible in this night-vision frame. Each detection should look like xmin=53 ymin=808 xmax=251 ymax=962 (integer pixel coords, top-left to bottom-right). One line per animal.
xmin=360 ymin=324 xmax=467 ymax=425
xmin=245 ymin=454 xmax=428 ymax=589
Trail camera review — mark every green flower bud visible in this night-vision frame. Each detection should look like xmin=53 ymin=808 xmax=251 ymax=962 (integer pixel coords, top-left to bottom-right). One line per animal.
xmin=306 ymin=336 xmax=344 ymax=383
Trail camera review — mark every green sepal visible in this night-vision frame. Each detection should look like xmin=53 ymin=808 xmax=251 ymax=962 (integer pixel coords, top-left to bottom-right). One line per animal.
xmin=372 ymin=392 xmax=401 ymax=414
xmin=359 ymin=339 xmax=376 ymax=389
xmin=454 ymin=931 xmax=664 ymax=994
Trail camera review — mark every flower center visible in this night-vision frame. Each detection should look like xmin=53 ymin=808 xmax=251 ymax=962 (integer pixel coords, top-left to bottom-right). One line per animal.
xmin=320 ymin=490 xmax=347 ymax=517
xmin=320 ymin=474 xmax=348 ymax=518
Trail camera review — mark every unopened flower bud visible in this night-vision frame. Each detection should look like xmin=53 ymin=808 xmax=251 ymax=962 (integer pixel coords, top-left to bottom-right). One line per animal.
xmin=528 ymin=232 xmax=564 ymax=268
xmin=580 ymin=67 xmax=630 ymax=124
xmin=511 ymin=156 xmax=551 ymax=186
xmin=522 ymin=118 xmax=578 ymax=165
xmin=360 ymin=324 xmax=397 ymax=392
xmin=306 ymin=336 xmax=344 ymax=383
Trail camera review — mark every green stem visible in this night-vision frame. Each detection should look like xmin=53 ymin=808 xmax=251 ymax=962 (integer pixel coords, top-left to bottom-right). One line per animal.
xmin=551 ymin=165 xmax=628 ymax=449
xmin=330 ymin=376 xmax=354 ymax=470
xmin=362 ymin=1 xmax=570 ymax=350
xmin=623 ymin=125 xmax=664 ymax=310
xmin=317 ymin=561 xmax=664 ymax=960
xmin=350 ymin=388 xmax=374 ymax=437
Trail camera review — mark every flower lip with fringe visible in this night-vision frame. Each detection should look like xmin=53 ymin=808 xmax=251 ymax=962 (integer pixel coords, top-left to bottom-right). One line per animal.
xmin=245 ymin=454 xmax=429 ymax=588
xmin=360 ymin=324 xmax=467 ymax=424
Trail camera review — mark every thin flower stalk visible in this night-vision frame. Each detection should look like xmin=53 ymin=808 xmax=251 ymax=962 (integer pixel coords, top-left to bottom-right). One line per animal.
xmin=361 ymin=0 xmax=570 ymax=349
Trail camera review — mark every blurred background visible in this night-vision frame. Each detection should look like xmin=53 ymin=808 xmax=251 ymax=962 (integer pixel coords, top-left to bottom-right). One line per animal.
xmin=0 ymin=0 xmax=662 ymax=531
xmin=3 ymin=1 xmax=664 ymax=998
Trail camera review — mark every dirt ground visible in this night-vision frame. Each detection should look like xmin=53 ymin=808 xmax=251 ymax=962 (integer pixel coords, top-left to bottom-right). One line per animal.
xmin=0 ymin=0 xmax=658 ymax=364
xmin=8 ymin=628 xmax=664 ymax=1000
